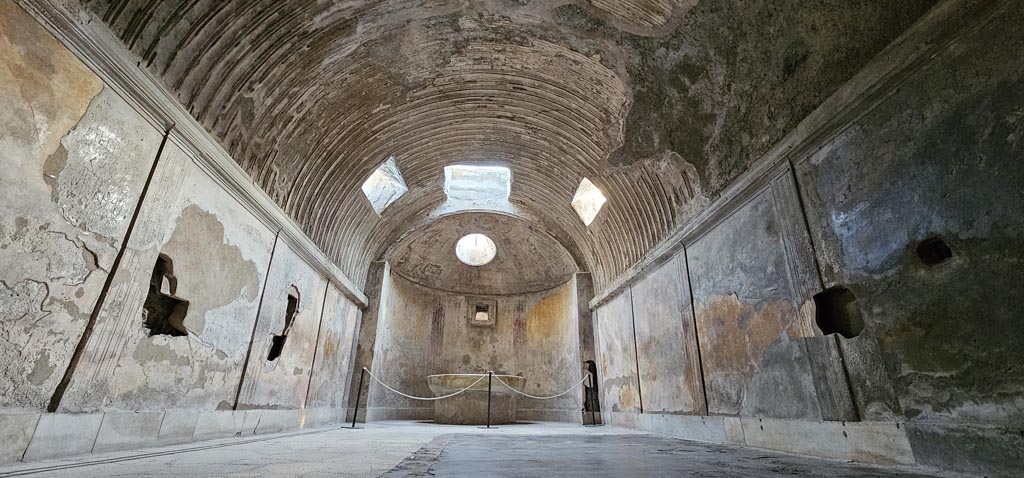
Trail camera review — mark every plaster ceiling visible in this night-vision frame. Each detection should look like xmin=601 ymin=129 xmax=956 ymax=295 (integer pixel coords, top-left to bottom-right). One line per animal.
xmin=83 ymin=0 xmax=937 ymax=290
xmin=387 ymin=212 xmax=577 ymax=295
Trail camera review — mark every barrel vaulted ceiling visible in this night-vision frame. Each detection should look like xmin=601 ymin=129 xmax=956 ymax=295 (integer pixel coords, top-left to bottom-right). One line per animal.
xmin=82 ymin=0 xmax=936 ymax=289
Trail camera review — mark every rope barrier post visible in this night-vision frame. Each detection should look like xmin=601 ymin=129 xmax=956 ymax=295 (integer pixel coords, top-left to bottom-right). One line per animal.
xmin=585 ymin=373 xmax=600 ymax=427
xmin=343 ymin=367 xmax=366 ymax=430
xmin=484 ymin=371 xmax=495 ymax=429
xmin=478 ymin=371 xmax=498 ymax=430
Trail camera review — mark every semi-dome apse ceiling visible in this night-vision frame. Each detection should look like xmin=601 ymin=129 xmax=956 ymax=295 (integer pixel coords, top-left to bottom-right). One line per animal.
xmin=83 ymin=0 xmax=937 ymax=289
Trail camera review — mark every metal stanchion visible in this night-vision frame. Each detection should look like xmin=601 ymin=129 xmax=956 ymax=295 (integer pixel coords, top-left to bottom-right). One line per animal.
xmin=342 ymin=367 xmax=366 ymax=429
xmin=584 ymin=373 xmax=601 ymax=427
xmin=479 ymin=371 xmax=497 ymax=429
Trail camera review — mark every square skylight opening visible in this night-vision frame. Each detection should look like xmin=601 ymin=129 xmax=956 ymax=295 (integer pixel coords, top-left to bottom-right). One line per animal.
xmin=572 ymin=177 xmax=607 ymax=226
xmin=361 ymin=156 xmax=408 ymax=214
xmin=443 ymin=165 xmax=511 ymax=201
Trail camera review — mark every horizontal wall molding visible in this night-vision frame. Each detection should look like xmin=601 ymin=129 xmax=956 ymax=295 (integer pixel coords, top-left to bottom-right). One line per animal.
xmin=17 ymin=0 xmax=367 ymax=308
xmin=590 ymin=0 xmax=1009 ymax=309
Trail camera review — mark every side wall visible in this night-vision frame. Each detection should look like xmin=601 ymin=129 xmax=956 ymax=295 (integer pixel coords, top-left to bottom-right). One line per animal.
xmin=0 ymin=3 xmax=361 ymax=463
xmin=367 ymin=270 xmax=583 ymax=422
xmin=592 ymin=1 xmax=1024 ymax=476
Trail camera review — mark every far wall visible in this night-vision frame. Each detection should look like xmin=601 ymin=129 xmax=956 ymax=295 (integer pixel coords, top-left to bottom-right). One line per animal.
xmin=367 ymin=269 xmax=583 ymax=422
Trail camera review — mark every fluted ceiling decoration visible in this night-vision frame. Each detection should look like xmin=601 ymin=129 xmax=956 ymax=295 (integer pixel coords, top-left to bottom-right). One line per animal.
xmin=83 ymin=0 xmax=937 ymax=290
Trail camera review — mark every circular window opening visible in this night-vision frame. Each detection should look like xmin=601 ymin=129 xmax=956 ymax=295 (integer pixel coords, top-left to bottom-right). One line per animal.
xmin=455 ymin=234 xmax=497 ymax=266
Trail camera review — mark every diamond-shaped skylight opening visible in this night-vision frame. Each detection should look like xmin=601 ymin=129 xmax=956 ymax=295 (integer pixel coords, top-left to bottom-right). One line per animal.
xmin=572 ymin=178 xmax=607 ymax=226
xmin=443 ymin=165 xmax=511 ymax=201
xmin=361 ymin=156 xmax=408 ymax=215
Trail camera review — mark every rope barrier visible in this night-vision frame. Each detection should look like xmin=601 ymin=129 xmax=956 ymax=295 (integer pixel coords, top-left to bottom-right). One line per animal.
xmin=492 ymin=373 xmax=590 ymax=400
xmin=362 ymin=367 xmax=488 ymax=401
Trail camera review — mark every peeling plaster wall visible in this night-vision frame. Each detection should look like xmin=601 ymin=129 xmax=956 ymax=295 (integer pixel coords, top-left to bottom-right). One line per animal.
xmin=1 ymin=4 xmax=360 ymax=463
xmin=306 ymin=285 xmax=360 ymax=409
xmin=0 ymin=1 xmax=155 ymax=411
xmin=237 ymin=242 xmax=328 ymax=410
xmin=59 ymin=142 xmax=276 ymax=412
xmin=793 ymin=4 xmax=1024 ymax=473
xmin=590 ymin=3 xmax=1024 ymax=475
xmin=367 ymin=270 xmax=582 ymax=422
xmin=593 ymin=166 xmax=870 ymax=426
xmin=688 ymin=170 xmax=831 ymax=420
xmin=346 ymin=261 xmax=386 ymax=420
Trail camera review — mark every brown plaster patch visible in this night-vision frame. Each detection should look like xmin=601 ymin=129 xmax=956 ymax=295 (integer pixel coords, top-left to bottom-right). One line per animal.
xmin=132 ymin=339 xmax=189 ymax=366
xmin=698 ymin=293 xmax=803 ymax=411
xmin=27 ymin=352 xmax=55 ymax=386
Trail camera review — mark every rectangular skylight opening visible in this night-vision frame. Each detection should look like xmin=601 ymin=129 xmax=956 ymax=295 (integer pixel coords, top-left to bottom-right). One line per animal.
xmin=361 ymin=156 xmax=408 ymax=215
xmin=443 ymin=165 xmax=511 ymax=201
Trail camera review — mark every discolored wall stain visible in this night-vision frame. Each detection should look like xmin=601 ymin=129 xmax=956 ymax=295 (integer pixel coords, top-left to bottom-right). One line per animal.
xmin=56 ymin=141 xmax=277 ymax=413
xmin=694 ymin=294 xmax=814 ymax=417
xmin=522 ymin=279 xmax=582 ymax=415
xmin=594 ymin=291 xmax=640 ymax=414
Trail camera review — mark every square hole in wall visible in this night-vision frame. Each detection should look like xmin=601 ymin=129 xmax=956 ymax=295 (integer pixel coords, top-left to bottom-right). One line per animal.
xmin=467 ymin=298 xmax=497 ymax=327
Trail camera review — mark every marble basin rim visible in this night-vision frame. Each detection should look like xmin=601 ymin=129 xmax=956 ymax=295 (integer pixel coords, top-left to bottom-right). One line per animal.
xmin=427 ymin=373 xmax=526 ymax=394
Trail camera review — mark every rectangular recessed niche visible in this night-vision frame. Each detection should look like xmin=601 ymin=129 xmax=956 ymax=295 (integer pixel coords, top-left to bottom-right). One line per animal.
xmin=467 ymin=298 xmax=497 ymax=327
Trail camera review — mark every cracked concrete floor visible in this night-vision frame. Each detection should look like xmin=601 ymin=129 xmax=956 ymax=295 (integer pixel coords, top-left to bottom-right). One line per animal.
xmin=0 ymin=421 xmax=947 ymax=477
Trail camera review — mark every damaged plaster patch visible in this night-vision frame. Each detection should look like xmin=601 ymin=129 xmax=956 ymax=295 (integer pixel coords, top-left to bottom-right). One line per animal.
xmin=0 ymin=279 xmax=54 ymax=401
xmin=163 ymin=205 xmax=261 ymax=340
xmin=0 ymin=279 xmax=51 ymax=324
xmin=27 ymin=352 xmax=56 ymax=386
xmin=0 ymin=217 xmax=93 ymax=287
xmin=132 ymin=338 xmax=190 ymax=366
xmin=48 ymin=88 xmax=156 ymax=241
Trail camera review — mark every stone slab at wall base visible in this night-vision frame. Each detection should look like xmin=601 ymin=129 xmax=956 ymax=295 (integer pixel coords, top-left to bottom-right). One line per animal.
xmin=603 ymin=412 xmax=917 ymax=467
xmin=301 ymin=408 xmax=348 ymax=429
xmin=517 ymin=409 xmax=582 ymax=424
xmin=365 ymin=407 xmax=433 ymax=422
xmin=0 ymin=414 xmax=40 ymax=462
xmin=93 ymin=411 xmax=164 ymax=453
xmin=603 ymin=412 xmax=729 ymax=444
xmin=905 ymin=422 xmax=1024 ymax=476
xmin=22 ymin=413 xmax=104 ymax=461
xmin=0 ymin=408 xmax=349 ymax=464
xmin=739 ymin=418 xmax=914 ymax=466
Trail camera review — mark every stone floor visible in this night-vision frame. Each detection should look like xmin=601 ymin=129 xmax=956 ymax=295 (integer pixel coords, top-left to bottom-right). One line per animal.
xmin=0 ymin=421 xmax=950 ymax=477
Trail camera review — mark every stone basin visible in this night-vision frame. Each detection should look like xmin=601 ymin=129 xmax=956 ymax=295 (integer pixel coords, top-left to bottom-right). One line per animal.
xmin=427 ymin=374 xmax=526 ymax=425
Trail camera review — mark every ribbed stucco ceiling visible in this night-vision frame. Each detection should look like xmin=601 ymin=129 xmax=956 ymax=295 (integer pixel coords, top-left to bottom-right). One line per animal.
xmin=83 ymin=0 xmax=936 ymax=290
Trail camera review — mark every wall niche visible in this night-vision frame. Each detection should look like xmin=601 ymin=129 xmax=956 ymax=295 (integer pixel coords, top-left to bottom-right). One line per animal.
xmin=467 ymin=297 xmax=497 ymax=327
